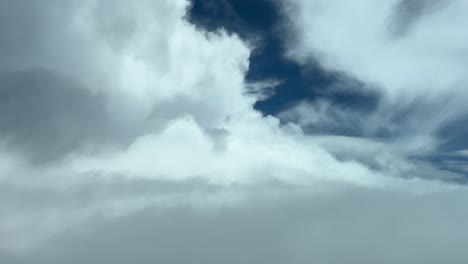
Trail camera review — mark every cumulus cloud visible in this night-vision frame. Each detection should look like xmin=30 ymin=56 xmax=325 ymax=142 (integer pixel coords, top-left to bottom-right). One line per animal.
xmin=1 ymin=0 xmax=468 ymax=263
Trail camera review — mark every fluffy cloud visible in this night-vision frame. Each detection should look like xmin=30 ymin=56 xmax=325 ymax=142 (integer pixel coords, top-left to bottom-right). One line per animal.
xmin=1 ymin=0 xmax=468 ymax=263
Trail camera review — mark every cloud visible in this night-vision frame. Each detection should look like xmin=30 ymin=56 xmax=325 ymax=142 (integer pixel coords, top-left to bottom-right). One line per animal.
xmin=278 ymin=100 xmax=365 ymax=136
xmin=245 ymin=79 xmax=282 ymax=101
xmin=9 ymin=186 xmax=468 ymax=264
xmin=0 ymin=68 xmax=126 ymax=164
xmin=281 ymin=0 xmax=468 ymax=149
xmin=389 ymin=0 xmax=450 ymax=38
xmin=1 ymin=0 xmax=468 ymax=263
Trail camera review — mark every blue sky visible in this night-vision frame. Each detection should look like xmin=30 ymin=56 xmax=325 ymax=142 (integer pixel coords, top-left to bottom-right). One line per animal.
xmin=1 ymin=0 xmax=468 ymax=263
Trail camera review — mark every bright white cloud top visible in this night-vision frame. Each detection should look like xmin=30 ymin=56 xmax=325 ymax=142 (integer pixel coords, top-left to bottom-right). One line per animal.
xmin=0 ymin=0 xmax=467 ymax=263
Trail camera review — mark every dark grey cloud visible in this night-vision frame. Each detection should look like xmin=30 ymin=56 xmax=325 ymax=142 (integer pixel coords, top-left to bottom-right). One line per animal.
xmin=437 ymin=114 xmax=468 ymax=152
xmin=0 ymin=0 xmax=77 ymax=71
xmin=0 ymin=1 xmax=125 ymax=164
xmin=0 ymin=68 xmax=124 ymax=164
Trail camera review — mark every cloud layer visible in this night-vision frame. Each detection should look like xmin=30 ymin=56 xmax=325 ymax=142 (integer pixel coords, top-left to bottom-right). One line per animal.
xmin=1 ymin=0 xmax=468 ymax=263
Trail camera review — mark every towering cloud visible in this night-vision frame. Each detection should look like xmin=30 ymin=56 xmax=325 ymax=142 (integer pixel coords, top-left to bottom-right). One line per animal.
xmin=0 ymin=0 xmax=468 ymax=263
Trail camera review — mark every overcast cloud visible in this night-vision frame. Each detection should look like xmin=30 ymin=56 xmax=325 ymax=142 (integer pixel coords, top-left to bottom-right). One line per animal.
xmin=1 ymin=0 xmax=468 ymax=263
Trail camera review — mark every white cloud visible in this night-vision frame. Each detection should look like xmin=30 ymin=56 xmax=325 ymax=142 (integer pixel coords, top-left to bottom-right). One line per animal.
xmin=278 ymin=100 xmax=365 ymax=134
xmin=1 ymin=0 xmax=468 ymax=262
xmin=281 ymin=0 xmax=468 ymax=149
xmin=245 ymin=79 xmax=283 ymax=101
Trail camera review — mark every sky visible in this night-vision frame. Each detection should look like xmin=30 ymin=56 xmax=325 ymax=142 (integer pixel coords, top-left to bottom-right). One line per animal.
xmin=1 ymin=0 xmax=468 ymax=263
